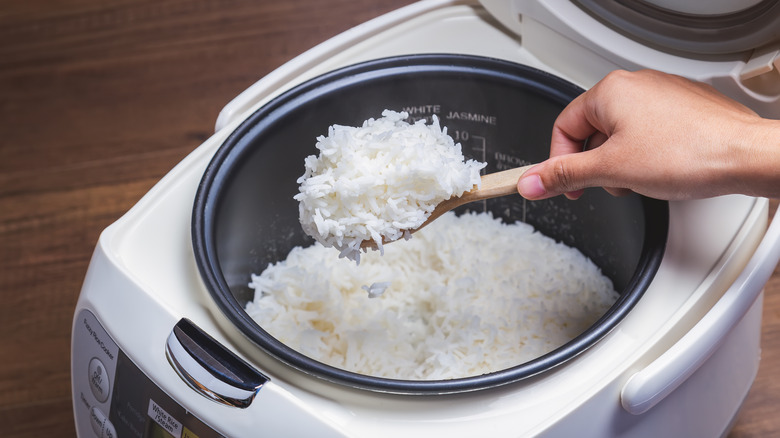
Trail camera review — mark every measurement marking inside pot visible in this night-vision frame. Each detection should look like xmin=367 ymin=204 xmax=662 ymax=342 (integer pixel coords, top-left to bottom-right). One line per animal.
xmin=473 ymin=135 xmax=488 ymax=213
xmin=472 ymin=135 xmax=527 ymax=222
xmin=523 ymin=197 xmax=527 ymax=224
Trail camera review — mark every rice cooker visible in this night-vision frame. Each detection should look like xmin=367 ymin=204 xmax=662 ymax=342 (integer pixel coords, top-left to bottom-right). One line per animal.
xmin=71 ymin=0 xmax=780 ymax=437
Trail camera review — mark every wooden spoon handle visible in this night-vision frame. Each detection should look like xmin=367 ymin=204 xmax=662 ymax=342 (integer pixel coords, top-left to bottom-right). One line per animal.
xmin=418 ymin=164 xmax=536 ymax=231
xmin=462 ymin=164 xmax=536 ymax=203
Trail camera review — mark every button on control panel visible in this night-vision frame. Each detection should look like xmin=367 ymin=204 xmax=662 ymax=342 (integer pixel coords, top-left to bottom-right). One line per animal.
xmin=89 ymin=406 xmax=117 ymax=438
xmin=88 ymin=357 xmax=111 ymax=403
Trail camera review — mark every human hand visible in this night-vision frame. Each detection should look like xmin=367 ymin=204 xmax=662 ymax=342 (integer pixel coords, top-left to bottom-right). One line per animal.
xmin=517 ymin=69 xmax=780 ymax=201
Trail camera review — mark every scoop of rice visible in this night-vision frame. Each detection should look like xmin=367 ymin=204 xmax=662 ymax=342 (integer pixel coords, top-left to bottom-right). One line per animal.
xmin=246 ymin=211 xmax=618 ymax=381
xmin=294 ymin=110 xmax=486 ymax=263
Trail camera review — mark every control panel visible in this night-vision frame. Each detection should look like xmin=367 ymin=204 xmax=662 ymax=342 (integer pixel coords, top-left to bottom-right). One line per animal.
xmin=72 ymin=309 xmax=224 ymax=438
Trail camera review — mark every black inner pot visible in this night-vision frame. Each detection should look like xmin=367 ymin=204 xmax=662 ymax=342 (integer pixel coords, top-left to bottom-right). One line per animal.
xmin=192 ymin=54 xmax=669 ymax=394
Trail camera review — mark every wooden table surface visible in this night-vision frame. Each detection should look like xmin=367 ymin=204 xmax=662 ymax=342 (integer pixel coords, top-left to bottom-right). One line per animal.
xmin=1 ymin=1 xmax=778 ymax=436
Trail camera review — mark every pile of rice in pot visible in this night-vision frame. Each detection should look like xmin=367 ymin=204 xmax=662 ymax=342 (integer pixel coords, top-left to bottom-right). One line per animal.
xmin=246 ymin=211 xmax=618 ymax=380
xmin=294 ymin=109 xmax=485 ymax=263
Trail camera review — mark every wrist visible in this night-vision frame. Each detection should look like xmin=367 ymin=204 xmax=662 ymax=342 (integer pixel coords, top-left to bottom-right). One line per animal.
xmin=732 ymin=117 xmax=780 ymax=198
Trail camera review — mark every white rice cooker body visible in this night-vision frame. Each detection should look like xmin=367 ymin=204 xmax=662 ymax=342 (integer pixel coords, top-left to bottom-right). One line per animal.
xmin=72 ymin=1 xmax=780 ymax=438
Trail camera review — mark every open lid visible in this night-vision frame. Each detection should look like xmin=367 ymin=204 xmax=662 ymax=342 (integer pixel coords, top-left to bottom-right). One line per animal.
xmin=573 ymin=0 xmax=780 ymax=56
xmin=479 ymin=0 xmax=779 ymax=117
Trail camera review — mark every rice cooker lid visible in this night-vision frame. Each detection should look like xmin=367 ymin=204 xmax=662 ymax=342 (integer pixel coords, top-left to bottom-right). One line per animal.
xmin=570 ymin=0 xmax=780 ymax=55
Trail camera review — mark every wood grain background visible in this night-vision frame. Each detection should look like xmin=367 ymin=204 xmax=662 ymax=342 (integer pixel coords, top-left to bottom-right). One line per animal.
xmin=1 ymin=1 xmax=777 ymax=436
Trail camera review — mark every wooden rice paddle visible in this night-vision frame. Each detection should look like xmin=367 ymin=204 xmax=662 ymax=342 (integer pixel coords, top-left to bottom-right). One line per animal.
xmin=360 ymin=164 xmax=535 ymax=249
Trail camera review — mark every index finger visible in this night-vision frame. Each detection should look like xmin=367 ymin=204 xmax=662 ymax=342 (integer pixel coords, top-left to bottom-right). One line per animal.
xmin=550 ymin=92 xmax=600 ymax=158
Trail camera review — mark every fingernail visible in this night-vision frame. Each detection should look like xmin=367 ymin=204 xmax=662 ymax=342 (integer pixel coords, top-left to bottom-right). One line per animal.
xmin=518 ymin=174 xmax=546 ymax=199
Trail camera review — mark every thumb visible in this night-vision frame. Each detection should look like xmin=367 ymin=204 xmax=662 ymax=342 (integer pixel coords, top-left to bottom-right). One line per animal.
xmin=517 ymin=153 xmax=601 ymax=200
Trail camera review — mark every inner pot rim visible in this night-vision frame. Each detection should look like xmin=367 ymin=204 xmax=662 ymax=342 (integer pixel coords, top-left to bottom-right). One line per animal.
xmin=192 ymin=54 xmax=670 ymax=395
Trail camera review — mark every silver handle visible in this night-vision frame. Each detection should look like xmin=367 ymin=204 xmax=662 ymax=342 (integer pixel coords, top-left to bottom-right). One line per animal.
xmin=165 ymin=318 xmax=268 ymax=408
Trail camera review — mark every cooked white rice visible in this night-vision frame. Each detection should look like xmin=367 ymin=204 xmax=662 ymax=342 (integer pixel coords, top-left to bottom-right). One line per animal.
xmin=246 ymin=211 xmax=618 ymax=381
xmin=294 ymin=110 xmax=486 ymax=263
